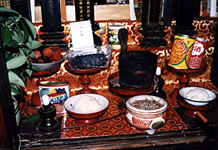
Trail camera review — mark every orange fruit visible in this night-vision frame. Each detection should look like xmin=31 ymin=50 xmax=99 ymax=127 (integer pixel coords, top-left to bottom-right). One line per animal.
xmin=50 ymin=51 xmax=63 ymax=62
xmin=42 ymin=47 xmax=54 ymax=58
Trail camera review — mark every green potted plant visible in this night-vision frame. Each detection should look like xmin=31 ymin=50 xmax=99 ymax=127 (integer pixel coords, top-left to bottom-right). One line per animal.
xmin=0 ymin=7 xmax=41 ymax=124
xmin=1 ymin=7 xmax=41 ymax=97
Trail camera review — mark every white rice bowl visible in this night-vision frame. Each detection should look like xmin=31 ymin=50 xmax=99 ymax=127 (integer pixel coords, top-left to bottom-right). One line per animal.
xmin=64 ymin=94 xmax=109 ymax=114
xmin=179 ymin=87 xmax=216 ymax=106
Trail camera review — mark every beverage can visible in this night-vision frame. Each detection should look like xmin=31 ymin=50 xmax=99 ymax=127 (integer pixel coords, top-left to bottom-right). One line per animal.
xmin=108 ymin=25 xmax=125 ymax=50
xmin=39 ymin=81 xmax=70 ymax=105
xmin=168 ymin=34 xmax=195 ymax=69
xmin=188 ymin=38 xmax=207 ymax=69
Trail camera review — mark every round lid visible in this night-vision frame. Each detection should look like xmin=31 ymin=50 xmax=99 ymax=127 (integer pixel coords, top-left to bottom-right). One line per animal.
xmin=196 ymin=37 xmax=208 ymax=42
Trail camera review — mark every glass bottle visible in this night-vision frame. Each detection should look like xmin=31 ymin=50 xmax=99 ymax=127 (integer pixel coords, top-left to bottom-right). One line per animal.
xmin=151 ymin=67 xmax=166 ymax=99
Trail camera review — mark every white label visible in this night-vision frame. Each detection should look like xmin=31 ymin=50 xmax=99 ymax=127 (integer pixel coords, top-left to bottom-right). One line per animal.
xmin=192 ymin=41 xmax=204 ymax=56
xmin=70 ymin=20 xmax=95 ymax=52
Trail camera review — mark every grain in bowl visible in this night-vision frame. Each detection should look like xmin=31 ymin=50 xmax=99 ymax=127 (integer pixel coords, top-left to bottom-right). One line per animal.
xmin=64 ymin=94 xmax=109 ymax=120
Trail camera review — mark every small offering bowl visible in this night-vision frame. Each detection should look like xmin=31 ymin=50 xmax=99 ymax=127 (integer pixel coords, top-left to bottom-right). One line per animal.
xmin=64 ymin=94 xmax=109 ymax=125
xmin=125 ymin=95 xmax=168 ymax=135
xmin=179 ymin=87 xmax=216 ymax=107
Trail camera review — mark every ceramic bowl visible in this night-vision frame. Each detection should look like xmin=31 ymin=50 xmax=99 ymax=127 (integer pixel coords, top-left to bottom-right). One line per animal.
xmin=179 ymin=87 xmax=216 ymax=106
xmin=125 ymin=95 xmax=168 ymax=135
xmin=64 ymin=94 xmax=109 ymax=120
xmin=32 ymin=58 xmax=64 ymax=72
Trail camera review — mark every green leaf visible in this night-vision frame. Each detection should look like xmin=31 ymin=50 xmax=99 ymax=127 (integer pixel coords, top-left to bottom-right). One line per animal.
xmin=1 ymin=26 xmax=13 ymax=47
xmin=8 ymin=71 xmax=25 ymax=87
xmin=25 ymin=36 xmax=33 ymax=48
xmin=21 ymin=21 xmax=29 ymax=43
xmin=7 ymin=55 xmax=27 ymax=69
xmin=26 ymin=59 xmax=32 ymax=67
xmin=18 ymin=48 xmax=25 ymax=56
xmin=14 ymin=21 xmax=24 ymax=42
xmin=30 ymin=40 xmax=42 ymax=49
xmin=10 ymin=84 xmax=20 ymax=96
xmin=19 ymin=47 xmax=28 ymax=56
xmin=17 ymin=70 xmax=26 ymax=82
xmin=29 ymin=51 xmax=35 ymax=58
xmin=25 ymin=42 xmax=31 ymax=49
xmin=11 ymin=30 xmax=20 ymax=43
xmin=7 ymin=39 xmax=18 ymax=48
xmin=23 ymin=113 xmax=40 ymax=123
xmin=0 ymin=7 xmax=20 ymax=15
xmin=19 ymin=47 xmax=33 ymax=57
xmin=4 ymin=16 xmax=17 ymax=25
xmin=25 ymin=69 xmax=32 ymax=77
xmin=23 ymin=18 xmax=36 ymax=39
xmin=0 ymin=15 xmax=4 ymax=22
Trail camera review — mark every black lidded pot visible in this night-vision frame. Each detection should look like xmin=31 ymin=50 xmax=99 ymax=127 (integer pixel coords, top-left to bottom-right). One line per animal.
xmin=118 ymin=28 xmax=158 ymax=88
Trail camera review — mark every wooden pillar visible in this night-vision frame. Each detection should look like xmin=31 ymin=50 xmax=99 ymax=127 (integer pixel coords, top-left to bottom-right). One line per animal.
xmin=211 ymin=18 xmax=218 ymax=87
xmin=0 ymin=44 xmax=19 ymax=149
xmin=60 ymin=0 xmax=66 ymax=22
xmin=0 ymin=105 xmax=9 ymax=148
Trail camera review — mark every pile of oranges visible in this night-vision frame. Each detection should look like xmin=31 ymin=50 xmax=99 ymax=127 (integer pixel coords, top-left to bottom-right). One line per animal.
xmin=31 ymin=47 xmax=63 ymax=63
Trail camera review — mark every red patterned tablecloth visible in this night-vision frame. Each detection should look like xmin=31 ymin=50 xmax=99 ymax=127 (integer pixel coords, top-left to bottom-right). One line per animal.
xmin=23 ymin=46 xmax=217 ymax=140
xmin=22 ymin=20 xmax=217 ymax=140
xmin=61 ymin=90 xmax=188 ymax=139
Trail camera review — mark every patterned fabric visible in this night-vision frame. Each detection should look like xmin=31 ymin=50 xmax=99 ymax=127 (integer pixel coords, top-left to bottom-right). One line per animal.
xmin=61 ymin=90 xmax=188 ymax=139
xmin=23 ymin=20 xmax=217 ymax=139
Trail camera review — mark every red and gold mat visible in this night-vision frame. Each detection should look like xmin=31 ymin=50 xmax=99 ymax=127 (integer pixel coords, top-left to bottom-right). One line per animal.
xmin=22 ymin=20 xmax=217 ymax=139
xmin=61 ymin=90 xmax=188 ymax=139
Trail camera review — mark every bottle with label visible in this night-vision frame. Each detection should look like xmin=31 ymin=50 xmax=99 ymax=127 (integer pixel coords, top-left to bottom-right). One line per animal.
xmin=150 ymin=67 xmax=166 ymax=99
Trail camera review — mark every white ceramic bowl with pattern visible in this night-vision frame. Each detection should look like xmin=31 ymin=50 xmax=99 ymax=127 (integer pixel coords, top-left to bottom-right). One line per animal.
xmin=126 ymin=95 xmax=168 ymax=135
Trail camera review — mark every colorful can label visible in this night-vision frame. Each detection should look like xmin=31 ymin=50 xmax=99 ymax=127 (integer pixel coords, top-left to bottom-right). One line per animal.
xmin=168 ymin=35 xmax=195 ymax=69
xmin=108 ymin=25 xmax=125 ymax=50
xmin=188 ymin=38 xmax=207 ymax=69
xmin=38 ymin=81 xmax=70 ymax=105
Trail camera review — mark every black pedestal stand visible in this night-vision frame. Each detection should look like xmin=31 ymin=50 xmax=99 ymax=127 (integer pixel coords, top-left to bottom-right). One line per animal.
xmin=173 ymin=26 xmax=196 ymax=36
xmin=172 ymin=0 xmax=199 ymax=36
xmin=40 ymin=0 xmax=68 ymax=50
xmin=139 ymin=24 xmax=167 ymax=48
xmin=139 ymin=0 xmax=167 ymax=48
xmin=39 ymin=26 xmax=68 ymax=50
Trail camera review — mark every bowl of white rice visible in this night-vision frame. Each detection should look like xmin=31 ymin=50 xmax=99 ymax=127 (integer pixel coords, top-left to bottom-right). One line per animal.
xmin=64 ymin=94 xmax=109 ymax=119
xmin=179 ymin=87 xmax=216 ymax=106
